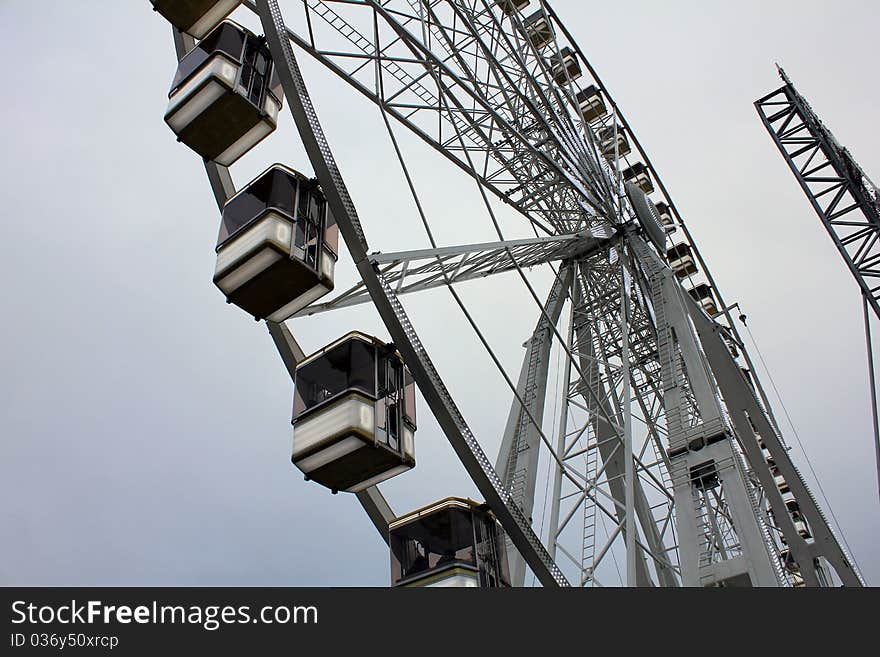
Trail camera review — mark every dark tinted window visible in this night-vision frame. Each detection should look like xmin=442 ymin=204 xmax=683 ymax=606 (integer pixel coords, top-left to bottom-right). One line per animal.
xmin=171 ymin=22 xmax=246 ymax=93
xmin=390 ymin=507 xmax=477 ymax=585
xmin=293 ymin=338 xmax=376 ymax=419
xmin=218 ymin=168 xmax=301 ymax=245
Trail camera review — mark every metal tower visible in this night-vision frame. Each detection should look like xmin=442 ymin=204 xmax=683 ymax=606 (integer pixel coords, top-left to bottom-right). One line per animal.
xmin=756 ymin=67 xmax=880 ymax=503
xmin=757 ymin=67 xmax=880 ymax=320
xmin=152 ymin=1 xmax=865 ymax=587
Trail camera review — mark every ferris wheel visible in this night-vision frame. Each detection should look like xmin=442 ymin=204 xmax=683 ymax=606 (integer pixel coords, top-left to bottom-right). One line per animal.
xmin=148 ymin=0 xmax=864 ymax=587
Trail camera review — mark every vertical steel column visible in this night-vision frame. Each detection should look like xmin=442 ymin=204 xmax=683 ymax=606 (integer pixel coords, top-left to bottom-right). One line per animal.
xmin=620 ymin=249 xmax=637 ymax=586
xmin=495 ymin=265 xmax=573 ymax=586
xmin=547 ymin=285 xmax=578 ymax=564
xmin=635 ymin=237 xmax=781 ymax=586
xmin=572 ymin=265 xmax=656 ymax=587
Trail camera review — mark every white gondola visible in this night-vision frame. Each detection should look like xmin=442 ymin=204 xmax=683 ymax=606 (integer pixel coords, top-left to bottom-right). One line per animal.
xmin=292 ymin=332 xmax=417 ymax=494
xmin=655 ymin=201 xmax=675 ymax=234
xmin=213 ymin=164 xmax=338 ymax=321
xmin=597 ymin=125 xmax=631 ymax=159
xmin=666 ymin=242 xmax=698 ymax=278
xmin=523 ymin=11 xmax=554 ymax=48
xmin=687 ymin=283 xmax=718 ymax=316
xmin=576 ymin=85 xmax=607 ymax=123
xmin=151 ymin=0 xmax=241 ymax=39
xmin=776 ymin=475 xmax=790 ymax=494
xmin=495 ymin=0 xmax=530 ymax=15
xmin=164 ymin=21 xmax=282 ymax=166
xmin=389 ymin=498 xmax=510 ymax=588
xmin=793 ymin=519 xmax=810 ymax=539
xmin=786 ymin=500 xmax=812 ymax=539
xmin=550 ymin=47 xmax=581 ymax=85
xmin=767 ymin=459 xmax=790 ymax=494
xmin=622 ymin=162 xmax=654 ymax=194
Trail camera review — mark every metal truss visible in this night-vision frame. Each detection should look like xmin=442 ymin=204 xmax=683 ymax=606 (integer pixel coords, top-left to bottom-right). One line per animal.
xmin=153 ymin=1 xmax=865 ymax=586
xmin=756 ymin=67 xmax=880 ymax=319
xmin=294 ymin=228 xmax=612 ymax=316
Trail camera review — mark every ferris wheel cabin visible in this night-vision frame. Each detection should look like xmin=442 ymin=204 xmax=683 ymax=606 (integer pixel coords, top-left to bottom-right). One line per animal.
xmin=666 ymin=242 xmax=698 ymax=278
xmin=549 ymin=47 xmax=581 ymax=85
xmin=622 ymin=162 xmax=654 ymax=195
xmin=213 ymin=164 xmax=338 ymax=321
xmin=164 ymin=21 xmax=282 ymax=166
xmin=766 ymin=457 xmax=791 ymax=495
xmin=389 ymin=498 xmax=510 ymax=588
xmin=292 ymin=333 xmax=416 ymax=494
xmin=523 ymin=11 xmax=554 ymax=49
xmin=687 ymin=283 xmax=718 ymax=316
xmin=151 ymin=0 xmax=241 ymax=39
xmin=597 ymin=125 xmax=631 ymax=159
xmin=784 ymin=499 xmax=812 ymax=539
xmin=495 ymin=0 xmax=530 ymax=15
xmin=655 ymin=201 xmax=675 ymax=233
xmin=576 ymin=85 xmax=608 ymax=123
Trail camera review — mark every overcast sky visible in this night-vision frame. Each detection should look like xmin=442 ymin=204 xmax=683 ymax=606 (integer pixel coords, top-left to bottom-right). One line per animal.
xmin=1 ymin=1 xmax=878 ymax=586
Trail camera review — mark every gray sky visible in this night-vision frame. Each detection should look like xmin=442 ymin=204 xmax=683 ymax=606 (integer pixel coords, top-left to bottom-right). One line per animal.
xmin=1 ymin=1 xmax=878 ymax=586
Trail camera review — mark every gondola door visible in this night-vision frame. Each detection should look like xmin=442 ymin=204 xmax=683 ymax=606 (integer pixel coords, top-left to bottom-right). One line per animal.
xmin=376 ymin=353 xmax=404 ymax=453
